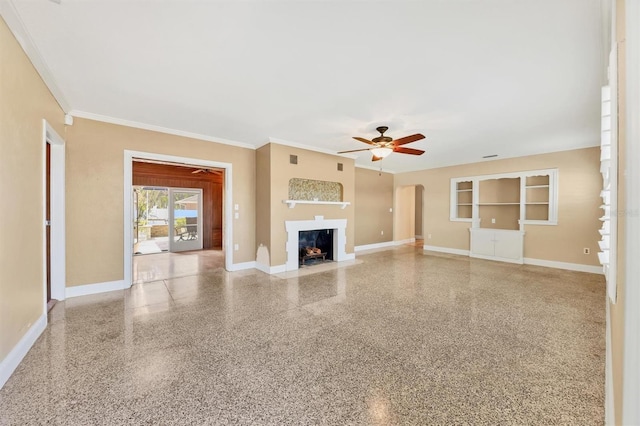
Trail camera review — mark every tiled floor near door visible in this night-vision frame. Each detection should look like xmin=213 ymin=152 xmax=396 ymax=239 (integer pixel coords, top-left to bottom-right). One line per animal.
xmin=0 ymin=246 xmax=605 ymax=425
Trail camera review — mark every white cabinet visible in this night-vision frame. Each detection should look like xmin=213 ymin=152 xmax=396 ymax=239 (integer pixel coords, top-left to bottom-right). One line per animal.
xmin=469 ymin=228 xmax=525 ymax=264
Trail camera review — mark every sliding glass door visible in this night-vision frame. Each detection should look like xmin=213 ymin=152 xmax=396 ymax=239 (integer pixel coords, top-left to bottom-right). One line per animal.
xmin=169 ymin=188 xmax=203 ymax=252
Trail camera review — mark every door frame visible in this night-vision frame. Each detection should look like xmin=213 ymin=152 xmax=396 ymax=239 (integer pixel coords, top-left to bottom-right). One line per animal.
xmin=42 ymin=120 xmax=66 ymax=307
xmin=123 ymin=150 xmax=233 ymax=287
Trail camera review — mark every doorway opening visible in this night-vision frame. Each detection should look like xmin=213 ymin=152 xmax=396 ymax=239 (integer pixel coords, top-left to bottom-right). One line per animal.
xmin=126 ymin=155 xmax=230 ymax=285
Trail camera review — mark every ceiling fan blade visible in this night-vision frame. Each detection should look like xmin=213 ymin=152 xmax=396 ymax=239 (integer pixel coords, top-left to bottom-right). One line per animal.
xmin=353 ymin=137 xmax=375 ymax=145
xmin=392 ymin=133 xmax=425 ymax=146
xmin=338 ymin=148 xmax=374 ymax=154
xmin=394 ymin=147 xmax=425 ymax=156
xmin=372 ymin=154 xmax=383 ymax=162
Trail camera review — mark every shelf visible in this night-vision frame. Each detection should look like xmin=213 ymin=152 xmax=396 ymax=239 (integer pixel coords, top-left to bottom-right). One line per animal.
xmin=526 ymin=185 xmax=550 ymax=189
xmin=525 ymin=202 xmax=549 ymax=205
xmin=457 ymin=203 xmax=473 ymax=206
xmin=283 ymin=200 xmax=350 ymax=209
xmin=457 ymin=189 xmax=473 ymax=192
xmin=477 ymin=202 xmax=520 ymax=205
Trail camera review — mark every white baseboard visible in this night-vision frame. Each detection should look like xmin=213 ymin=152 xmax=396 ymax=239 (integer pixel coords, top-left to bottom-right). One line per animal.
xmin=523 ymin=258 xmax=604 ymax=274
xmin=343 ymin=253 xmax=356 ymax=261
xmin=255 ymin=262 xmax=286 ymax=274
xmin=0 ymin=313 xmax=47 ymax=390
xmin=355 ymin=241 xmax=395 ymax=252
xmin=394 ymin=238 xmax=416 ymax=245
xmin=226 ymin=261 xmax=256 ymax=272
xmin=471 ymin=253 xmax=523 ymax=264
xmin=65 ymin=280 xmax=127 ymax=299
xmin=423 ymin=245 xmax=470 ymax=256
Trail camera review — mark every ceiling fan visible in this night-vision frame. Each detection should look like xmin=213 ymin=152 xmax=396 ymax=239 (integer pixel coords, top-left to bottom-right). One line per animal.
xmin=338 ymin=126 xmax=426 ymax=161
xmin=191 ymin=168 xmax=222 ymax=175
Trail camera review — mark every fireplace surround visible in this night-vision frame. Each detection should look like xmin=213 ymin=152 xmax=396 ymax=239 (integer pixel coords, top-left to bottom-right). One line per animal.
xmin=285 ymin=217 xmax=350 ymax=271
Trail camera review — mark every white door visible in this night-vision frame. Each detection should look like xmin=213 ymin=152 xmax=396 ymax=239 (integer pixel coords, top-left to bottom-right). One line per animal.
xmin=169 ymin=188 xmax=203 ymax=252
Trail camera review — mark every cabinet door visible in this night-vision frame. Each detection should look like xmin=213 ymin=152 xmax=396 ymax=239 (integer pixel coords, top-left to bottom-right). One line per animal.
xmin=493 ymin=231 xmax=523 ymax=260
xmin=470 ymin=230 xmax=495 ymax=256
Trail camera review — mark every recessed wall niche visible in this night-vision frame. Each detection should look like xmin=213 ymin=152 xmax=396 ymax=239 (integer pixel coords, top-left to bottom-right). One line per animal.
xmin=288 ymin=178 xmax=343 ymax=202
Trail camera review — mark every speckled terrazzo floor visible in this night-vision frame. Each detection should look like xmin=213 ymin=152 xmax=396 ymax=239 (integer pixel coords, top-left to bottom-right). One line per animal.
xmin=0 ymin=246 xmax=605 ymax=425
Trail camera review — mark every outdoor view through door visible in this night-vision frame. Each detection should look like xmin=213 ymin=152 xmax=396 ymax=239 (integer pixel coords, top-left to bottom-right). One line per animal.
xmin=133 ymin=186 xmax=203 ymax=255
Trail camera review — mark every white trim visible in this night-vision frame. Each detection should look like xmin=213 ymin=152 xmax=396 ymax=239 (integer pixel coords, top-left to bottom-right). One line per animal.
xmin=394 ymin=238 xmax=416 ymax=245
xmin=43 ymin=120 xmax=66 ymax=302
xmin=471 ymin=253 xmax=524 ymax=265
xmin=622 ymin=2 xmax=640 ymax=423
xmin=226 ymin=261 xmax=257 ymax=272
xmin=255 ymin=263 xmax=287 ymax=274
xmin=0 ymin=313 xmax=47 ymax=390
xmin=71 ymin=110 xmax=255 ymax=150
xmin=124 ymin=151 xmax=234 ymax=287
xmin=0 ymin=1 xmax=71 ymax=111
xmin=423 ymin=245 xmax=470 ymax=256
xmin=65 ymin=280 xmax=126 ymax=299
xmin=265 ymin=137 xmax=358 ymax=159
xmin=522 ymin=258 xmax=604 ymax=274
xmin=354 ymin=163 xmax=396 ymax=174
xmin=355 ymin=241 xmax=396 ymax=252
xmin=282 ymin=200 xmax=351 ymax=209
xmin=605 ymin=302 xmax=615 ymax=426
xmin=284 ymin=218 xmax=349 ymax=271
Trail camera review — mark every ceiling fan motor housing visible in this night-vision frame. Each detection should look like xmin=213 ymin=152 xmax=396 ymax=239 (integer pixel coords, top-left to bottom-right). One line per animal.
xmin=372 ymin=126 xmax=392 ymax=144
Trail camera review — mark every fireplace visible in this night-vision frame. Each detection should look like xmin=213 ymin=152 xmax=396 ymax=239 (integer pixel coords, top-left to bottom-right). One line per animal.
xmin=285 ymin=218 xmax=350 ymax=271
xmin=299 ymin=229 xmax=334 ymax=265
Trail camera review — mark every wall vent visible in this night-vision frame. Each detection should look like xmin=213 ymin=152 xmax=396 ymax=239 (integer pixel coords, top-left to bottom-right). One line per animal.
xmin=337 ymin=163 xmax=343 ymax=171
xmin=290 ymin=155 xmax=298 ymax=164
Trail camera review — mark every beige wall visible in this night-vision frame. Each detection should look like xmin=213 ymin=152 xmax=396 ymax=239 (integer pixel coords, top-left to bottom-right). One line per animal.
xmin=354 ymin=167 xmax=394 ymax=246
xmin=394 ymin=185 xmax=416 ymax=241
xmin=65 ymin=118 xmax=256 ymax=286
xmin=0 ymin=17 xmax=65 ymax=360
xmin=260 ymin=143 xmax=355 ymax=266
xmin=610 ymin=0 xmax=625 ymax=421
xmin=415 ymin=185 xmax=423 ymax=237
xmin=395 ymin=147 xmax=602 ymax=265
xmin=255 ymin=145 xmax=271 ymax=259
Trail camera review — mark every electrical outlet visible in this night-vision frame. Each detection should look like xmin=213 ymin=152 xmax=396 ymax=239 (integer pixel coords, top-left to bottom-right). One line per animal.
xmin=234 ymin=212 xmax=239 ymax=219
xmin=381 ymin=230 xmax=384 ymax=235
xmin=584 ymin=248 xmax=590 ymax=254
xmin=491 ymin=218 xmax=496 ymax=224
xmin=234 ymin=244 xmax=239 ymax=251
xmin=389 ymin=208 xmax=393 ymax=213
xmin=428 ymin=234 xmax=432 ymax=239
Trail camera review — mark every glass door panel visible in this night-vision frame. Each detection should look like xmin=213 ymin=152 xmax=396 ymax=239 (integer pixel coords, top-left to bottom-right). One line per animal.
xmin=169 ymin=188 xmax=202 ymax=252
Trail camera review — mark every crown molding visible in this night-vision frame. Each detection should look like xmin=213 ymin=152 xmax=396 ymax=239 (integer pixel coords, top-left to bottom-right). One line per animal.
xmin=355 ymin=163 xmax=396 ymax=174
xmin=0 ymin=0 xmax=71 ymax=112
xmin=68 ymin=110 xmax=256 ymax=150
xmin=265 ymin=137 xmax=358 ymax=160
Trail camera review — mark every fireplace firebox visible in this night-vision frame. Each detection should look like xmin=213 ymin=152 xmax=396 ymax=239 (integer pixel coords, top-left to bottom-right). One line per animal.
xmin=298 ymin=229 xmax=333 ymax=265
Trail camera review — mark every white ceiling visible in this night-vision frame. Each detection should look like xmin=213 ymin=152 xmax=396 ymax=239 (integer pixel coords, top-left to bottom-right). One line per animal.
xmin=6 ymin=0 xmax=607 ymax=173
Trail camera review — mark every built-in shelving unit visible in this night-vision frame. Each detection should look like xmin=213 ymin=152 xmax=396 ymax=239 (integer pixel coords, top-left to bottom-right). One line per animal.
xmin=283 ymin=200 xmax=350 ymax=209
xmin=450 ymin=168 xmax=559 ymax=264
xmin=451 ymin=180 xmax=473 ymax=221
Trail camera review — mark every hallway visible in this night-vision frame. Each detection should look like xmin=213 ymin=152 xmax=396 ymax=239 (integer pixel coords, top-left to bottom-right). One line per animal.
xmin=0 ymin=246 xmax=605 ymax=424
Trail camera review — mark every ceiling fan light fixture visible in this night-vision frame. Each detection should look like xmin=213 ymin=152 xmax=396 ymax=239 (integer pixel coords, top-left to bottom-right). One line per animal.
xmin=370 ymin=147 xmax=393 ymax=158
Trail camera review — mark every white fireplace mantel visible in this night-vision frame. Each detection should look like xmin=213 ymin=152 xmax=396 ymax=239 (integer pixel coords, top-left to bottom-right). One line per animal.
xmin=284 ymin=217 xmax=350 ymax=271
xmin=283 ymin=200 xmax=350 ymax=209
